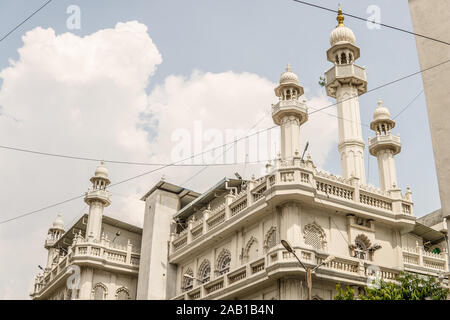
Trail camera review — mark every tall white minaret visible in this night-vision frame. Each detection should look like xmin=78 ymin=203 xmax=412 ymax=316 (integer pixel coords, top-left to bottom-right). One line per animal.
xmin=272 ymin=64 xmax=308 ymax=161
xmin=325 ymin=6 xmax=367 ymax=183
xmin=44 ymin=214 xmax=65 ymax=271
xmin=369 ymin=100 xmax=402 ymax=191
xmin=84 ymin=162 xmax=111 ymax=241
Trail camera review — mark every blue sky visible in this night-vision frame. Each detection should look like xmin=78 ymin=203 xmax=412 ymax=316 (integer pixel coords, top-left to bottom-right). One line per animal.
xmin=0 ymin=0 xmax=442 ymax=298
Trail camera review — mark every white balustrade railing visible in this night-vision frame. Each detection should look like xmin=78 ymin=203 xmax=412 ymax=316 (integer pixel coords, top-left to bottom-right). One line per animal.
xmin=170 ymin=163 xmax=415 ymax=254
xmin=402 ymin=246 xmax=448 ymax=272
xmin=32 ymin=238 xmax=140 ymax=296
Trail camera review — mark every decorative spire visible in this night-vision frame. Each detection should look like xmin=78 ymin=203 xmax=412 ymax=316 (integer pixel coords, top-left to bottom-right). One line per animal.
xmin=337 ymin=4 xmax=344 ymax=27
xmin=286 ymin=63 xmax=291 ymax=72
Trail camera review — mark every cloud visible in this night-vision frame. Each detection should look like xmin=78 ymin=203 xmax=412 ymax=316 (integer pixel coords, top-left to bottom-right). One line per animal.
xmin=0 ymin=21 xmax=162 ymax=299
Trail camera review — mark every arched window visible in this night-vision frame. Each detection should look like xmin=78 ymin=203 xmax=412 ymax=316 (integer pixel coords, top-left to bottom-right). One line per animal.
xmin=183 ymin=268 xmax=194 ymax=291
xmin=341 ymin=52 xmax=347 ymax=64
xmin=303 ymin=222 xmax=327 ymax=250
xmin=264 ymin=226 xmax=277 ymax=251
xmin=92 ymin=283 xmax=107 ymax=300
xmin=243 ymin=236 xmax=259 ymax=262
xmin=116 ymin=287 xmax=130 ymax=300
xmin=216 ymin=249 xmax=231 ymax=275
xmin=198 ymin=260 xmax=211 ymax=283
xmin=353 ymin=234 xmax=371 ymax=260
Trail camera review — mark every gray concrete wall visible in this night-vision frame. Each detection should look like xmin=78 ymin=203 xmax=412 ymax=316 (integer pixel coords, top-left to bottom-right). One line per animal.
xmin=408 ymin=0 xmax=450 ymax=218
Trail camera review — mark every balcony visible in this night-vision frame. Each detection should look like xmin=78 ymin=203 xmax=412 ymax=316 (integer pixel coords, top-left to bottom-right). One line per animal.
xmin=31 ymin=236 xmax=140 ymax=299
xmin=271 ymin=99 xmax=308 ymax=125
xmin=402 ymin=246 xmax=448 ymax=273
xmin=172 ymin=245 xmax=403 ymax=300
xmin=325 ymin=64 xmax=367 ymax=97
xmin=169 ymin=159 xmax=415 ymax=261
xmin=369 ymin=134 xmax=402 ymax=156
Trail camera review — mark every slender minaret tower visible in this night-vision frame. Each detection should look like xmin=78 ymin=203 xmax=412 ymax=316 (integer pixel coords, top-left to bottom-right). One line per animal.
xmin=44 ymin=214 xmax=65 ymax=271
xmin=369 ymin=100 xmax=402 ymax=191
xmin=84 ymin=162 xmax=111 ymax=241
xmin=272 ymin=64 xmax=308 ymax=161
xmin=325 ymin=5 xmax=367 ymax=183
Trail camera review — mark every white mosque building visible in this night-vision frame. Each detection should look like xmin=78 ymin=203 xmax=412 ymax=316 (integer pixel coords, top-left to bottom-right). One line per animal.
xmin=31 ymin=7 xmax=448 ymax=300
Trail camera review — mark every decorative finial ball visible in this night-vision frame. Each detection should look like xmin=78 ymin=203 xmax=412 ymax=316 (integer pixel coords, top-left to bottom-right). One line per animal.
xmin=94 ymin=161 xmax=109 ymax=179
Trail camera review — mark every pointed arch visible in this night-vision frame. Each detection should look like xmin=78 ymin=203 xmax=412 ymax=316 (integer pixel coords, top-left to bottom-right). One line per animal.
xmin=115 ymin=286 xmax=130 ymax=300
xmin=91 ymin=282 xmax=108 ymax=300
xmin=243 ymin=236 xmax=259 ymax=261
xmin=303 ymin=222 xmax=327 ymax=250
xmin=198 ymin=259 xmax=211 ymax=283
xmin=182 ymin=267 xmax=194 ymax=291
xmin=216 ymin=249 xmax=231 ymax=275
xmin=264 ymin=226 xmax=277 ymax=250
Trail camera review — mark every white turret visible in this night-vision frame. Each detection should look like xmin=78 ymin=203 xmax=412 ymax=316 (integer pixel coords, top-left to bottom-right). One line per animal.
xmin=272 ymin=64 xmax=308 ymax=161
xmin=369 ymin=100 xmax=402 ymax=191
xmin=84 ymin=162 xmax=111 ymax=241
xmin=44 ymin=214 xmax=65 ymax=270
xmin=325 ymin=5 xmax=367 ymax=183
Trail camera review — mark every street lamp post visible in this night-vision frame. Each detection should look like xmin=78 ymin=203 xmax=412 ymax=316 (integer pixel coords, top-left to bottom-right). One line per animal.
xmin=281 ymin=239 xmax=335 ymax=300
xmin=183 ymin=274 xmax=206 ymax=285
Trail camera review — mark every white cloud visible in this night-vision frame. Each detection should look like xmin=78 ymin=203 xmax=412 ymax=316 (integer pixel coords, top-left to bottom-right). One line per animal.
xmin=0 ymin=21 xmax=161 ymax=299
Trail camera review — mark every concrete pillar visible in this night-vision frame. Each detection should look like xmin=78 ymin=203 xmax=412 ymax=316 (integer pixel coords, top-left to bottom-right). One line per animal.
xmin=79 ymin=267 xmax=94 ymax=300
xmin=280 ymin=278 xmax=304 ymax=300
xmin=86 ymin=201 xmax=104 ymax=241
xmin=137 ymin=189 xmax=180 ymax=300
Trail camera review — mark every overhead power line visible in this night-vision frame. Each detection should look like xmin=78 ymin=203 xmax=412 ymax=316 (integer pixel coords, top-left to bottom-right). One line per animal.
xmin=0 ymin=124 xmax=277 ymax=225
xmin=0 ymin=144 xmax=273 ymax=167
xmin=309 ymin=59 xmax=450 ymax=115
xmin=180 ymin=112 xmax=270 ymax=186
xmin=1 ymin=59 xmax=445 ymax=167
xmin=0 ymin=58 xmax=445 ymax=225
xmin=0 ymin=0 xmax=53 ymax=43
xmin=393 ymin=90 xmax=424 ymax=120
xmin=291 ymin=0 xmax=450 ymax=46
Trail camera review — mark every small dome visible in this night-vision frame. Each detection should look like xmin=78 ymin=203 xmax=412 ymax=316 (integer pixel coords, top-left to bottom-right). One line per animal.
xmin=373 ymin=100 xmax=391 ymax=121
xmin=329 ymin=5 xmax=356 ymax=46
xmin=94 ymin=161 xmax=109 ymax=179
xmin=52 ymin=214 xmax=64 ymax=230
xmin=329 ymin=25 xmax=356 ymax=46
xmin=279 ymin=64 xmax=299 ymax=85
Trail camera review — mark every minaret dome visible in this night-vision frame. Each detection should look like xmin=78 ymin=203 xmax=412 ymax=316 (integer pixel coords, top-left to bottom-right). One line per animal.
xmin=329 ymin=6 xmax=356 ymax=46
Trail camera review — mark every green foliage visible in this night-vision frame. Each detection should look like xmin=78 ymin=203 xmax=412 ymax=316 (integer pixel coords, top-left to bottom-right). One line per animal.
xmin=334 ymin=284 xmax=355 ymax=300
xmin=318 ymin=76 xmax=326 ymax=87
xmin=334 ymin=272 xmax=449 ymax=300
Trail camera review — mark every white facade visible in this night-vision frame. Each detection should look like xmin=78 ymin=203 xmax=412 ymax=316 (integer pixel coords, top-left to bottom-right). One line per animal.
xmin=31 ymin=164 xmax=142 ymax=300
xmin=31 ymin=6 xmax=448 ymax=300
